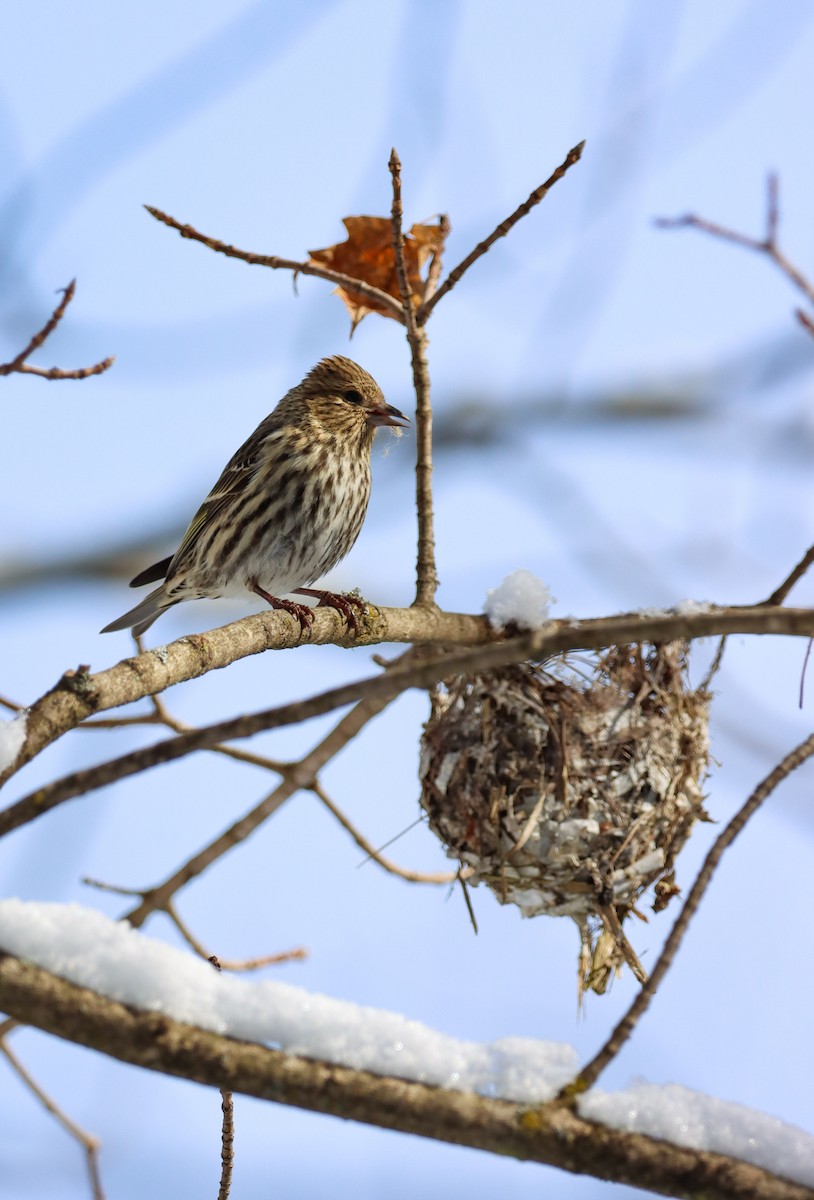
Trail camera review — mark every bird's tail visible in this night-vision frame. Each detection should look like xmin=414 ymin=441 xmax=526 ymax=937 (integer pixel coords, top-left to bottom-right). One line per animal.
xmin=100 ymin=585 xmax=175 ymax=637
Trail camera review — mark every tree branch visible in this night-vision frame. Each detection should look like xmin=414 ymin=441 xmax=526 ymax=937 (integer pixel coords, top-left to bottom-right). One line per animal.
xmin=310 ymin=781 xmax=459 ymax=885
xmin=0 ymin=604 xmax=492 ymax=787
xmin=763 ymin=541 xmax=814 ymax=606
xmin=0 ymin=279 xmax=114 ymax=381
xmin=122 ymin=675 xmax=405 ymax=928
xmin=417 ymin=141 xmax=586 ymax=322
xmin=389 ymin=149 xmax=439 ymax=606
xmin=81 ymin=883 xmax=307 ymax=971
xmin=6 ymin=604 xmax=814 ymax=832
xmin=0 ymin=1029 xmax=105 ymax=1199
xmin=0 ymin=955 xmax=808 ymax=1200
xmin=144 ymin=206 xmax=405 ymax=322
xmin=656 ymin=174 xmax=814 ymax=325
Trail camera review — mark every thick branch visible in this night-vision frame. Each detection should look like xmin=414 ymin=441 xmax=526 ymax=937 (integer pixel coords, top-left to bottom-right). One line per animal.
xmin=0 ymin=604 xmax=491 ymax=787
xmin=0 ymin=956 xmax=807 ymax=1200
xmin=6 ymin=604 xmax=814 ymax=815
xmin=145 ymin=206 xmax=405 ymax=322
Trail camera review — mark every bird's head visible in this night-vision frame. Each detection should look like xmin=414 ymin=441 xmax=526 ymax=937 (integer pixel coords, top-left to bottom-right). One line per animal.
xmin=293 ymin=356 xmax=409 ymax=449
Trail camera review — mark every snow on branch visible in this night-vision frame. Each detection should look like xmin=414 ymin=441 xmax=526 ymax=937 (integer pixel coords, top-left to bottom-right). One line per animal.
xmin=0 ymin=901 xmax=811 ymax=1200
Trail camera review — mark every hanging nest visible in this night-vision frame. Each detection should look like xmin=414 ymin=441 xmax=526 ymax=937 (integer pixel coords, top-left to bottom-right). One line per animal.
xmin=418 ymin=642 xmax=711 ymax=996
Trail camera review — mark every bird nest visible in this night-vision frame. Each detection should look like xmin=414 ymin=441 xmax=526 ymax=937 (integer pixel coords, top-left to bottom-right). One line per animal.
xmin=418 ymin=643 xmax=711 ymax=996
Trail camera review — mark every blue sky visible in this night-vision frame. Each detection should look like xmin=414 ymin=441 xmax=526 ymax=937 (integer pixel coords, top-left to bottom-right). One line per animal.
xmin=2 ymin=3 xmax=814 ymax=1197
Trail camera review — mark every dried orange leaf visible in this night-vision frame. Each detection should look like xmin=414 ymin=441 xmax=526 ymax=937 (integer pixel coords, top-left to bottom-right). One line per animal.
xmin=309 ymin=214 xmax=448 ymax=331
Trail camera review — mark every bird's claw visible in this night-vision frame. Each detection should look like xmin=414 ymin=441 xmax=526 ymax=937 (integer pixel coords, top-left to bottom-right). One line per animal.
xmin=294 ymin=588 xmax=366 ymax=634
xmin=250 ymin=580 xmax=315 ymax=633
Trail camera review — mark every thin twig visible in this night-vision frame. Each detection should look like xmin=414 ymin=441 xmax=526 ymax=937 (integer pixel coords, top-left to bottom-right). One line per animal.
xmin=82 ymin=876 xmax=138 ymax=896
xmin=418 ymin=140 xmax=586 ymax=322
xmin=699 ymin=635 xmax=727 ymax=692
xmin=656 ymin=174 xmax=814 ymax=319
xmin=762 ymin=539 xmax=814 ymax=606
xmin=4 ymin=280 xmax=77 ymax=369
xmin=207 ymin=956 xmax=235 ymax=1200
xmin=0 ymin=694 xmax=22 ymax=712
xmin=311 ymin=781 xmax=458 ymax=885
xmin=389 ymin=149 xmax=421 ymax=344
xmin=0 ymin=280 xmax=114 ymax=381
xmin=0 ymin=1034 xmax=105 ymax=1199
xmin=145 ymin=206 xmax=405 ymax=322
xmin=799 ymin=639 xmax=812 ymax=709
xmin=422 ymin=213 xmax=451 ymax=303
xmin=148 ymin=691 xmax=290 ymax=773
xmin=82 ymin=878 xmax=306 ymax=968
xmin=702 ymin=538 xmax=814 ymax=691
xmin=218 ymin=1084 xmax=234 ymax=1200
xmin=167 ymin=902 xmax=307 ymax=971
xmin=8 ymin=359 xmax=115 ymax=381
xmin=356 ymin=816 xmax=424 ymax=863
xmin=79 ymin=713 xmax=162 ymax=730
xmin=389 ymin=149 xmax=439 ymax=606
xmin=122 ymin=660 xmax=413 ymax=929
xmin=566 ymin=729 xmax=814 ymax=1096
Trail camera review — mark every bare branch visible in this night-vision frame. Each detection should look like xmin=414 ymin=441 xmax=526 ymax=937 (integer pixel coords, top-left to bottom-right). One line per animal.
xmin=8 ymin=603 xmax=814 ymax=835
xmin=762 ymin=540 xmax=814 ymax=606
xmin=145 ymin=206 xmax=405 ymax=322
xmin=166 ymin=902 xmax=307 ymax=972
xmin=122 ymin=671 xmax=406 ymax=928
xmin=388 ymin=149 xmax=421 ymax=342
xmin=311 ymin=781 xmax=459 ymax=885
xmin=0 ymin=955 xmax=808 ymax=1200
xmin=147 ymin=690 xmax=289 ymax=774
xmin=567 ymin=729 xmax=814 ymax=1096
xmin=205 ymin=956 xmax=235 ymax=1200
xmin=422 ymin=213 xmax=451 ymax=303
xmin=418 ymin=141 xmax=586 ymax=322
xmin=656 ymin=175 xmax=814 ymax=322
xmin=0 ymin=1031 xmax=105 ymax=1199
xmin=389 ymin=149 xmax=438 ymax=606
xmin=218 ymin=1083 xmax=234 ymax=1200
xmin=0 ymin=605 xmax=494 ymax=789
xmin=0 ymin=280 xmax=114 ymax=381
xmin=84 ymin=879 xmax=309 ymax=974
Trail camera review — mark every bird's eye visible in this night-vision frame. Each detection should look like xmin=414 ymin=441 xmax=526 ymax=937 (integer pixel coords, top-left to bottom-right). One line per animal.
xmin=343 ymin=388 xmax=364 ymax=405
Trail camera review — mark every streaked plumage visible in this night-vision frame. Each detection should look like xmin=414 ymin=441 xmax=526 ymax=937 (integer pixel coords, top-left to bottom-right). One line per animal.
xmin=101 ymin=356 xmax=407 ymax=636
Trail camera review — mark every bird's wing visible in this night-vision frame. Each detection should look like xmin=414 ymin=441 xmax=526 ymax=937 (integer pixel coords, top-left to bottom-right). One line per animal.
xmin=169 ymin=432 xmax=268 ymax=574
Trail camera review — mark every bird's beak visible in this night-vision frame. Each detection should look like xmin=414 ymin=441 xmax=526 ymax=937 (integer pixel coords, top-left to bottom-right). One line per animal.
xmin=368 ymin=403 xmax=410 ymax=429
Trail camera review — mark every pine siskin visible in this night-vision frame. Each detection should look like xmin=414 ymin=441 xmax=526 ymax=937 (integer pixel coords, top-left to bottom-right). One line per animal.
xmin=101 ymin=356 xmax=407 ymax=637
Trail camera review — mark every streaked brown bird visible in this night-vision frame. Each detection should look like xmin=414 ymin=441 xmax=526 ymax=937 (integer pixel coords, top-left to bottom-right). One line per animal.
xmin=101 ymin=356 xmax=407 ymax=637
